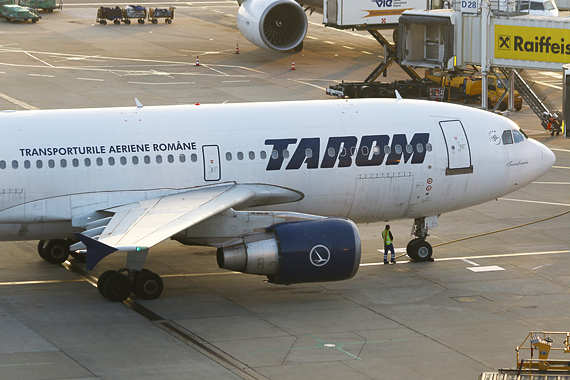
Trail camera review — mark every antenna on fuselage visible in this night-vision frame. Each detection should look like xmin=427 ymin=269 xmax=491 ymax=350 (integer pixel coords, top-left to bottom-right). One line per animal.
xmin=134 ymin=98 xmax=143 ymax=108
xmin=395 ymin=90 xmax=403 ymax=101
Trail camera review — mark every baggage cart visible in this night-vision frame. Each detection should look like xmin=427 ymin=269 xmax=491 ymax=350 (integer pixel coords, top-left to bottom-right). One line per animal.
xmin=122 ymin=5 xmax=145 ymax=24
xmin=148 ymin=6 xmax=173 ymax=24
xmin=18 ymin=0 xmax=62 ymax=13
xmin=1 ymin=4 xmax=40 ymax=22
xmin=96 ymin=6 xmax=122 ymax=25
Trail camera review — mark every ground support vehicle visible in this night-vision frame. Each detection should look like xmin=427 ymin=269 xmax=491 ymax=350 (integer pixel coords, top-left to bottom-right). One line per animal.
xmin=122 ymin=5 xmax=145 ymax=24
xmin=0 ymin=0 xmax=14 ymax=7
xmin=18 ymin=0 xmax=61 ymax=12
xmin=148 ymin=7 xmax=174 ymax=24
xmin=326 ymin=79 xmax=440 ymax=99
xmin=96 ymin=6 xmax=122 ymax=25
xmin=1 ymin=4 xmax=39 ymax=22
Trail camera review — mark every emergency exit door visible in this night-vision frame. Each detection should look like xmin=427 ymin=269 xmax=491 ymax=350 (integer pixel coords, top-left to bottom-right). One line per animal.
xmin=439 ymin=120 xmax=473 ymax=175
xmin=202 ymin=145 xmax=221 ymax=181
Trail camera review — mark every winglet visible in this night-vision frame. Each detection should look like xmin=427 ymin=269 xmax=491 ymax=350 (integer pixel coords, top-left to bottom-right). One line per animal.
xmin=73 ymin=233 xmax=118 ymax=271
xmin=135 ymin=98 xmax=143 ymax=108
xmin=395 ymin=90 xmax=403 ymax=100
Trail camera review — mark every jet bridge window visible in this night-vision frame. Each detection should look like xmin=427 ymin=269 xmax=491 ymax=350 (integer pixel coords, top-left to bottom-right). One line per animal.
xmin=0 ymin=160 xmax=5 ymax=169
xmin=502 ymin=130 xmax=514 ymax=145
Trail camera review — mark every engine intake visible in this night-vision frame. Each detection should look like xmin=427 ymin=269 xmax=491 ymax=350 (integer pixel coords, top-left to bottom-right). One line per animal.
xmin=237 ymin=0 xmax=307 ymax=52
xmin=217 ymin=218 xmax=361 ymax=284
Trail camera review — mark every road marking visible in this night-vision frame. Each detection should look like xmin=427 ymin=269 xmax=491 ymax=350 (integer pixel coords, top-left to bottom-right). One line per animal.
xmin=553 ymin=166 xmax=570 ymax=169
xmin=126 ymin=81 xmax=195 ymax=85
xmin=222 ymin=80 xmax=250 ymax=83
xmin=305 ymin=36 xmax=317 ymax=40
xmin=77 ymin=77 xmax=104 ymax=81
xmin=25 ymin=52 xmax=54 ymax=68
xmin=531 ymin=264 xmax=551 ymax=270
xmin=342 ymin=46 xmax=354 ymax=49
xmin=0 ymin=279 xmax=83 ymax=286
xmin=551 ymin=148 xmax=570 ymax=153
xmin=499 ymin=198 xmax=570 ymax=207
xmin=324 ymin=41 xmax=335 ymax=44
xmin=0 ymin=362 xmax=54 ymax=368
xmin=29 ymin=74 xmax=54 ymax=78
xmin=467 ymin=266 xmax=505 ymax=272
xmin=361 ymin=51 xmax=373 ymax=55
xmin=534 ymin=81 xmax=562 ymax=90
xmin=462 ymin=259 xmax=479 ymax=266
xmin=533 ymin=182 xmax=570 ymax=185
xmin=0 ymin=91 xmax=39 ymax=110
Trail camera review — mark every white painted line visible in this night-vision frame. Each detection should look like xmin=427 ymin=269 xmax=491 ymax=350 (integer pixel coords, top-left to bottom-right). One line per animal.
xmin=499 ymin=198 xmax=570 ymax=207
xmin=222 ymin=80 xmax=250 ymax=83
xmin=553 ymin=166 xmax=570 ymax=169
xmin=376 ymin=248 xmax=407 ymax=253
xmin=551 ymin=148 xmax=570 ymax=153
xmin=0 ymin=91 xmax=39 ymax=110
xmin=324 ymin=41 xmax=335 ymax=44
xmin=534 ymin=81 xmax=562 ymax=90
xmin=361 ymin=51 xmax=373 ymax=55
xmin=467 ymin=266 xmax=505 ymax=272
xmin=531 ymin=264 xmax=551 ymax=270
xmin=28 ymin=74 xmax=54 ymax=78
xmin=538 ymin=71 xmax=562 ymax=78
xmin=77 ymin=78 xmax=104 ymax=81
xmin=127 ymin=81 xmax=195 ymax=85
xmin=462 ymin=259 xmax=479 ymax=266
xmin=533 ymin=182 xmax=570 ymax=185
xmin=0 ymin=71 xmax=4 ymax=74
xmin=25 ymin=52 xmax=54 ymax=68
xmin=342 ymin=46 xmax=355 ymax=50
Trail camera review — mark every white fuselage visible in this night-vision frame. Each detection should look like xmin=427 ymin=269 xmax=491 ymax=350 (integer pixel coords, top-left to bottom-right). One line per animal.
xmin=0 ymin=98 xmax=554 ymax=242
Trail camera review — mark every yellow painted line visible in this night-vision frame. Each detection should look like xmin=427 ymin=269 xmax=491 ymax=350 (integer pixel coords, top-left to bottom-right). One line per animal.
xmin=553 ymin=166 xmax=570 ymax=169
xmin=0 ymin=279 xmax=84 ymax=286
xmin=161 ymin=272 xmax=241 ymax=278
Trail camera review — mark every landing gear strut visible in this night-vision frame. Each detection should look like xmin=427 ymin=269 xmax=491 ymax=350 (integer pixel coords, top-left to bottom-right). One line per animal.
xmin=406 ymin=217 xmax=433 ymax=262
xmin=97 ymin=268 xmax=163 ymax=302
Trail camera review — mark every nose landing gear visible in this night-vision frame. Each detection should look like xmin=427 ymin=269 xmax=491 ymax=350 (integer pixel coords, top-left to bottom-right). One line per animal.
xmin=406 ymin=217 xmax=434 ymax=262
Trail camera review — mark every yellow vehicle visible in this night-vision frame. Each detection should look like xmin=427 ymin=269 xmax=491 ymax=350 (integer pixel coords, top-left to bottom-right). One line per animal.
xmin=425 ymin=69 xmax=523 ymax=111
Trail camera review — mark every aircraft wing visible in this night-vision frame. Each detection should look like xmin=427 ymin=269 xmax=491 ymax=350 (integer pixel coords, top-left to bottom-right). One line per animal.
xmin=72 ymin=184 xmax=302 ymax=270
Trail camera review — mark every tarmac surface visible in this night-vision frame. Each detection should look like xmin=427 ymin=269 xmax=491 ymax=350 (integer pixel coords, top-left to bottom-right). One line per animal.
xmin=1 ymin=1 xmax=570 ymax=380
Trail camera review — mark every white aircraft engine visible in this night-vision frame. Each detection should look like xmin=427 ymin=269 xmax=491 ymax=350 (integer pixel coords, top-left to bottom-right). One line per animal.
xmin=217 ymin=218 xmax=361 ymax=284
xmin=237 ymin=0 xmax=308 ymax=52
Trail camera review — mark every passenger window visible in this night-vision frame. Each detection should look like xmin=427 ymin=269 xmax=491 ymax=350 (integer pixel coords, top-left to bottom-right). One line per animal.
xmin=226 ymin=152 xmax=232 ymax=161
xmin=36 ymin=160 xmax=43 ymax=169
xmin=12 ymin=160 xmax=18 ymax=169
xmin=361 ymin=146 xmax=369 ymax=156
xmin=96 ymin=158 xmax=103 ymax=166
xmin=249 ymin=151 xmax=255 ymax=160
xmin=60 ymin=159 xmax=67 ymax=168
xmin=144 ymin=155 xmax=150 ymax=164
xmin=283 ymin=150 xmax=289 ymax=159
xmin=237 ymin=152 xmax=244 ymax=160
xmin=179 ymin=154 xmax=186 ymax=163
xmin=132 ymin=156 xmax=139 ymax=165
xmin=191 ymin=154 xmax=197 ymax=162
xmin=502 ymin=130 xmax=514 ymax=145
xmin=426 ymin=143 xmax=433 ymax=152
xmin=24 ymin=160 xmax=31 ymax=169
xmin=394 ymin=145 xmax=402 ymax=154
xmin=512 ymin=130 xmax=525 ymax=143
xmin=156 ymin=155 xmax=162 ymax=164
xmin=108 ymin=157 xmax=115 ymax=166
xmin=120 ymin=157 xmax=127 ymax=165
xmin=384 ymin=145 xmax=391 ymax=155
xmin=406 ymin=144 xmax=413 ymax=154
xmin=416 ymin=143 xmax=424 ymax=153
xmin=260 ymin=151 xmax=267 ymax=160
xmin=72 ymin=158 xmax=79 ymax=167
xmin=340 ymin=147 xmax=347 ymax=157
xmin=167 ymin=155 xmax=174 ymax=163
xmin=305 ymin=149 xmax=312 ymax=158
xmin=49 ymin=160 xmax=55 ymax=168
xmin=85 ymin=158 xmax=91 ymax=167
xmin=328 ymin=147 xmax=335 ymax=157
xmin=271 ymin=150 xmax=278 ymax=159
xmin=0 ymin=160 xmax=5 ymax=169
xmin=373 ymin=146 xmax=380 ymax=155
xmin=350 ymin=146 xmax=356 ymax=156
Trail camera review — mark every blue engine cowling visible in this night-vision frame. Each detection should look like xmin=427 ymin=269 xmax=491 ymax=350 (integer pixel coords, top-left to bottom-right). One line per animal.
xmin=216 ymin=218 xmax=361 ymax=284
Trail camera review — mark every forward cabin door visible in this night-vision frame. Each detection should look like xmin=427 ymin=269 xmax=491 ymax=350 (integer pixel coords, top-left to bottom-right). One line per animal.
xmin=202 ymin=145 xmax=221 ymax=181
xmin=439 ymin=120 xmax=473 ymax=175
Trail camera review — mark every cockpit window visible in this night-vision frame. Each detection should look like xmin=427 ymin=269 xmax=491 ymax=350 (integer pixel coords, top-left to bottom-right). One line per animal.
xmin=512 ymin=130 xmax=525 ymax=143
xmin=502 ymin=130 xmax=514 ymax=145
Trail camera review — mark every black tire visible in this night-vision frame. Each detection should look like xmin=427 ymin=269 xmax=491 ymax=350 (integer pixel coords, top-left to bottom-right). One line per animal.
xmin=359 ymin=87 xmax=374 ymax=98
xmin=102 ymin=20 xmax=106 ymax=25
xmin=97 ymin=270 xmax=117 ymax=296
xmin=37 ymin=240 xmax=46 ymax=259
xmin=152 ymin=19 xmax=157 ymax=24
xmin=42 ymin=240 xmax=71 ymax=264
xmin=48 ymin=8 xmax=53 ymax=12
xmin=113 ymin=19 xmax=120 ymax=25
xmin=499 ymin=101 xmax=507 ymax=111
xmin=515 ymin=106 xmax=522 ymax=111
xmin=406 ymin=238 xmax=421 ymax=257
xmin=124 ymin=19 xmax=131 ymax=24
xmin=487 ymin=98 xmax=492 ymax=109
xmin=392 ymin=28 xmax=398 ymax=45
xmin=166 ymin=19 xmax=171 ymax=24
xmin=134 ymin=271 xmax=163 ymax=300
xmin=103 ymin=272 xmax=131 ymax=301
xmin=409 ymin=240 xmax=433 ymax=262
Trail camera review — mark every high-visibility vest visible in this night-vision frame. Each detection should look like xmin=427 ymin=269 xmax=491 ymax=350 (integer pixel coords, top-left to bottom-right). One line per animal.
xmin=382 ymin=230 xmax=392 ymax=245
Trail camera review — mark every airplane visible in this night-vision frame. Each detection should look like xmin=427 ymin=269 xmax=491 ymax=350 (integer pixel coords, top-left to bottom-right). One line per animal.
xmin=0 ymin=97 xmax=555 ymax=302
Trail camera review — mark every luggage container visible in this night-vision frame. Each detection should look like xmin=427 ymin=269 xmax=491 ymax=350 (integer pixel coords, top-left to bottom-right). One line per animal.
xmin=96 ymin=6 xmax=122 ymax=25
xmin=18 ymin=0 xmax=62 ymax=13
xmin=122 ymin=5 xmax=146 ymax=24
xmin=1 ymin=4 xmax=40 ymax=22
xmin=148 ymin=6 xmax=174 ymax=24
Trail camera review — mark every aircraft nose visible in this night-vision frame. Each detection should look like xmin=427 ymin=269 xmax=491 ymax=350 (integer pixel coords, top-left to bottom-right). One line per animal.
xmin=540 ymin=143 xmax=556 ymax=176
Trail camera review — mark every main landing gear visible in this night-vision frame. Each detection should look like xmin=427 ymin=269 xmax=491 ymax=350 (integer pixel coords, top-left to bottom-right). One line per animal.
xmin=406 ymin=217 xmax=433 ymax=262
xmin=38 ymin=239 xmax=86 ymax=263
xmin=97 ymin=268 xmax=163 ymax=302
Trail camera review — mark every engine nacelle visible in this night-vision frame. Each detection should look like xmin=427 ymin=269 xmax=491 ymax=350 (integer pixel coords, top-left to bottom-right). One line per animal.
xmin=217 ymin=218 xmax=361 ymax=284
xmin=237 ymin=0 xmax=308 ymax=52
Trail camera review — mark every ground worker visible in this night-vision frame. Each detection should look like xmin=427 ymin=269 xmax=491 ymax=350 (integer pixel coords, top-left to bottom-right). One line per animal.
xmin=382 ymin=225 xmax=395 ymax=264
xmin=544 ymin=112 xmax=562 ymax=137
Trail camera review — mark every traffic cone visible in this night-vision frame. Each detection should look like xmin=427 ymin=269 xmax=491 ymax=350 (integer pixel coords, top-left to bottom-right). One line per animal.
xmin=291 ymin=60 xmax=296 ymax=70
xmin=235 ymin=44 xmax=240 ymax=54
xmin=196 ymin=56 xmax=200 ymax=66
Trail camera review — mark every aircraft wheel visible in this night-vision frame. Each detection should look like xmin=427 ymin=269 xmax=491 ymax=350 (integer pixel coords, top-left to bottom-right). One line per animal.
xmin=103 ymin=272 xmax=131 ymax=301
xmin=408 ymin=240 xmax=433 ymax=262
xmin=499 ymin=101 xmax=507 ymax=111
xmin=37 ymin=240 xmax=46 ymax=259
xmin=97 ymin=270 xmax=117 ymax=296
xmin=515 ymin=106 xmax=522 ymax=111
xmin=134 ymin=270 xmax=163 ymax=300
xmin=406 ymin=238 xmax=421 ymax=257
xmin=42 ymin=239 xmax=71 ymax=264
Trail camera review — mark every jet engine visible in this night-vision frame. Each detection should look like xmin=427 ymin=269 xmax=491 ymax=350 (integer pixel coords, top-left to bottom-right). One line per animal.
xmin=237 ymin=0 xmax=308 ymax=52
xmin=217 ymin=218 xmax=361 ymax=284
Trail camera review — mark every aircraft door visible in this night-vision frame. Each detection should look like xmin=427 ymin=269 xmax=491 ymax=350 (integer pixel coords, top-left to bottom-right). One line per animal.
xmin=202 ymin=145 xmax=221 ymax=181
xmin=439 ymin=120 xmax=473 ymax=175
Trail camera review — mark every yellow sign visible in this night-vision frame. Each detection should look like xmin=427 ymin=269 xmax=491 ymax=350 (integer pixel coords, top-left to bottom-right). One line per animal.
xmin=495 ymin=24 xmax=570 ymax=63
xmin=364 ymin=8 xmax=412 ymax=17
